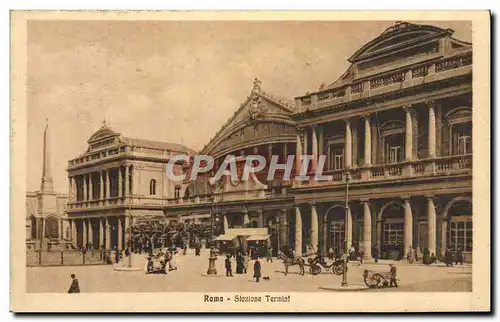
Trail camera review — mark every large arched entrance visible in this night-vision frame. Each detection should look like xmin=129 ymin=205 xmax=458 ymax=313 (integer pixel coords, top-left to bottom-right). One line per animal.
xmin=45 ymin=216 xmax=59 ymax=239
xmin=378 ymin=201 xmax=405 ymax=260
xmin=442 ymin=197 xmax=472 ymax=262
xmin=323 ymin=205 xmax=350 ymax=253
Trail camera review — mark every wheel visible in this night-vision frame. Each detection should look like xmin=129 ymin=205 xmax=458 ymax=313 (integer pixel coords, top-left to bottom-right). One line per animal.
xmin=311 ymin=265 xmax=321 ymax=275
xmin=370 ymin=273 xmax=384 ymax=288
xmin=364 ymin=274 xmax=381 ymax=287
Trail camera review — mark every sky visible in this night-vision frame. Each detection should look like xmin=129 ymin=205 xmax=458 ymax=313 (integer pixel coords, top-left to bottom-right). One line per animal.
xmin=27 ymin=20 xmax=472 ymax=193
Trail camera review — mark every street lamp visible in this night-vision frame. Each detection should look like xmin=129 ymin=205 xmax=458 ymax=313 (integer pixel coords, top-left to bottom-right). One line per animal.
xmin=341 ymin=171 xmax=350 ymax=287
xmin=207 ymin=204 xmax=219 ymax=275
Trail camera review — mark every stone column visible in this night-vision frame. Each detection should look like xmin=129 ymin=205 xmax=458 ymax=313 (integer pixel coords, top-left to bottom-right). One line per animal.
xmin=88 ymin=173 xmax=93 ymax=201
xmin=282 ymin=143 xmax=288 ymax=163
xmin=257 ymin=210 xmax=264 ymax=228
xmin=98 ymin=218 xmax=104 ymax=248
xmin=105 ymin=169 xmax=110 ymax=199
xmin=345 ymin=119 xmax=352 ymax=168
xmin=105 ymin=217 xmax=111 ymax=250
xmin=295 ymin=206 xmax=302 ymax=257
xmin=303 ymin=129 xmax=308 ymax=157
xmin=279 ymin=209 xmax=287 ymax=249
xmin=364 ymin=116 xmax=371 ymax=166
xmin=427 ymin=197 xmax=437 ymax=256
xmin=310 ymin=203 xmax=319 ymax=251
xmin=71 ymin=220 xmax=77 ymax=247
xmin=117 ymin=217 xmax=123 ymax=250
xmin=404 ymin=106 xmax=413 ymax=161
xmin=82 ymin=219 xmax=87 ymax=246
xmin=72 ymin=177 xmax=77 ymax=202
xmin=267 ymin=144 xmax=273 ymax=165
xmin=243 ymin=210 xmax=250 ymax=227
xmin=125 ymin=165 xmax=130 ymax=196
xmin=318 ymin=125 xmax=324 ymax=159
xmin=83 ymin=174 xmax=88 ymax=201
xmin=68 ymin=177 xmax=72 ymax=202
xmin=440 ymin=219 xmax=448 ymax=258
xmin=118 ymin=167 xmax=123 ymax=198
xmin=403 ymin=198 xmax=413 ymax=257
xmin=222 ymin=213 xmax=229 ymax=230
xmin=428 ymin=101 xmax=436 ymax=158
xmin=346 ymin=206 xmax=352 ymax=249
xmin=311 ymin=126 xmax=318 ymax=174
xmin=99 ymin=171 xmax=104 ymax=200
xmin=295 ymin=131 xmax=303 ymax=180
xmin=88 ymin=219 xmax=94 ymax=247
xmin=362 ymin=201 xmax=372 ymax=259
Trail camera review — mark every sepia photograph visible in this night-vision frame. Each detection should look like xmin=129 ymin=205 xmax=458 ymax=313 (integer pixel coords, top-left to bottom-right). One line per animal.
xmin=10 ymin=10 xmax=490 ymax=312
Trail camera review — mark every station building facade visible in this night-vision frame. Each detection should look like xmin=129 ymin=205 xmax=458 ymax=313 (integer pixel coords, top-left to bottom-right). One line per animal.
xmin=63 ymin=21 xmax=473 ymax=261
xmin=65 ymin=122 xmax=194 ymax=250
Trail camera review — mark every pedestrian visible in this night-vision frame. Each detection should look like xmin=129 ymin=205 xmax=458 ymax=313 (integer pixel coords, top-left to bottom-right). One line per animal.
xmin=225 ymin=254 xmax=233 ymax=277
xmin=455 ymin=247 xmax=464 ymax=265
xmin=195 ymin=244 xmax=201 ymax=256
xmin=429 ymin=252 xmax=437 ymax=265
xmin=236 ymin=252 xmax=244 ymax=274
xmin=407 ymin=246 xmax=415 ymax=264
xmin=243 ymin=252 xmax=249 ymax=274
xmin=67 ymin=274 xmax=80 ymax=293
xmin=253 ymin=258 xmax=262 ymax=282
xmin=388 ymin=264 xmax=398 ymax=287
xmin=328 ymin=247 xmax=334 ymax=260
xmin=267 ymin=247 xmax=273 ymax=263
xmin=444 ymin=248 xmax=454 ymax=267
xmin=372 ymin=244 xmax=379 ymax=263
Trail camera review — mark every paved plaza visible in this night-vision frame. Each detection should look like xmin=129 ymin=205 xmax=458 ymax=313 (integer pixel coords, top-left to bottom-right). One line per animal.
xmin=26 ymin=249 xmax=472 ymax=293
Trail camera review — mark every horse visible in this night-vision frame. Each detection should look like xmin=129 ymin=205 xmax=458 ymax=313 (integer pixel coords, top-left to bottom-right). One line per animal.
xmin=278 ymin=251 xmax=305 ymax=276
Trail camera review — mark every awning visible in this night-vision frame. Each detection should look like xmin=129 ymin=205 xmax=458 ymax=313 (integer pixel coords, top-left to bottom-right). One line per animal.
xmin=214 ymin=234 xmax=237 ymax=241
xmin=246 ymin=234 xmax=270 ymax=241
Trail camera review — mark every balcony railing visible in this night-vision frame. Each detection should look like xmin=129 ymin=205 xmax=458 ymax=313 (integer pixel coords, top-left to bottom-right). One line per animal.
xmin=299 ymin=52 xmax=472 ymax=109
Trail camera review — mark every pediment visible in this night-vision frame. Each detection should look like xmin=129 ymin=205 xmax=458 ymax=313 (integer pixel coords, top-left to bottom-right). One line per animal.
xmin=87 ymin=123 xmax=121 ymax=147
xmin=201 ymin=83 xmax=294 ymax=155
xmin=349 ymin=22 xmax=453 ymax=63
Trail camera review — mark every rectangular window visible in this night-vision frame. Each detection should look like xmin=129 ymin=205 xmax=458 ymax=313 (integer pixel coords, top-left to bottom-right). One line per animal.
xmin=328 ymin=145 xmax=344 ymax=170
xmin=330 ymin=222 xmax=345 ymax=252
xmin=389 ymin=146 xmax=401 ymax=164
xmin=383 ymin=223 xmax=404 ymax=246
xmin=457 ymin=135 xmax=472 ymax=155
xmin=448 ymin=219 xmax=473 ymax=252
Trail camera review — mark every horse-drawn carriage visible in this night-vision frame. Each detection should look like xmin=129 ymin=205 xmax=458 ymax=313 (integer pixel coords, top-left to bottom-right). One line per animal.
xmin=278 ymin=251 xmax=347 ymax=276
xmin=307 ymin=254 xmax=348 ymax=275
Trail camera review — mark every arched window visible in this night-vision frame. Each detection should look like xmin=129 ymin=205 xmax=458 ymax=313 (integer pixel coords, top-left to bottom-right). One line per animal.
xmin=149 ymin=179 xmax=157 ymax=195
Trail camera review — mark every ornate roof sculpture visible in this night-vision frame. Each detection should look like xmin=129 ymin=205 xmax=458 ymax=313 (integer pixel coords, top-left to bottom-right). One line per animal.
xmin=201 ymin=78 xmax=296 ymax=158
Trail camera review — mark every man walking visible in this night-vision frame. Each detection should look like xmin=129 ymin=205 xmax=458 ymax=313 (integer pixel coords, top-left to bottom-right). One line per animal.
xmin=267 ymin=247 xmax=273 ymax=263
xmin=253 ymin=258 xmax=262 ymax=283
xmin=225 ymin=254 xmax=233 ymax=277
xmin=68 ymin=274 xmax=80 ymax=293
xmin=389 ymin=264 xmax=398 ymax=288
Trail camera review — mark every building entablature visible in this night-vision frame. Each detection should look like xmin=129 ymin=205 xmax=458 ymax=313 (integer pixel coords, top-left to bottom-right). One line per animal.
xmin=293 ymin=74 xmax=471 ymax=127
xmin=291 ymin=172 xmax=471 ymax=205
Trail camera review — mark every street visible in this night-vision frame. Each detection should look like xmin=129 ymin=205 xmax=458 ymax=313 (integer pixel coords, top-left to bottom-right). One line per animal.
xmin=26 ymin=249 xmax=472 ymax=293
